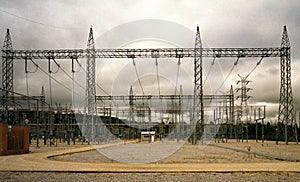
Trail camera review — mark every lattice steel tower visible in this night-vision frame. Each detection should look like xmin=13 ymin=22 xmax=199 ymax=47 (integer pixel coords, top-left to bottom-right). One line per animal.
xmin=236 ymin=74 xmax=252 ymax=141
xmin=192 ymin=26 xmax=204 ymax=144
xmin=129 ymin=86 xmax=134 ymax=122
xmin=86 ymin=27 xmax=96 ymax=114
xmin=84 ymin=27 xmax=96 ymax=141
xmin=278 ymin=25 xmax=295 ymax=144
xmin=1 ymin=29 xmax=14 ymax=125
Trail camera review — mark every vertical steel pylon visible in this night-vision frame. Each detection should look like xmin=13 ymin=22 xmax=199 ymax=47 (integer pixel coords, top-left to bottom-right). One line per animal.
xmin=85 ymin=27 xmax=96 ymax=142
xmin=278 ymin=25 xmax=295 ymax=145
xmin=236 ymin=75 xmax=252 ymax=142
xmin=129 ymin=86 xmax=134 ymax=122
xmin=229 ymin=85 xmax=234 ymax=139
xmin=192 ymin=26 xmax=203 ymax=144
xmin=40 ymin=86 xmax=45 ymax=142
xmin=1 ymin=29 xmax=14 ymax=125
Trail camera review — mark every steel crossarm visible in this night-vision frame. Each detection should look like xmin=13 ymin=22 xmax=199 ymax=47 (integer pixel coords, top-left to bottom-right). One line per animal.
xmin=6 ymin=95 xmax=44 ymax=101
xmin=6 ymin=47 xmax=282 ymax=59
xmin=95 ymin=94 xmax=232 ymax=101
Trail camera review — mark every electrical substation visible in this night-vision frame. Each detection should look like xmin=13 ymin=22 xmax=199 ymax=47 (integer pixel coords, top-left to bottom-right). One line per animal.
xmin=0 ymin=25 xmax=298 ymax=155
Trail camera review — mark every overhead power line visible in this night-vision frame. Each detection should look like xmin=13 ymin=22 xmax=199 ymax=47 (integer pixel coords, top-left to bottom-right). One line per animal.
xmin=203 ymin=57 xmax=216 ymax=86
xmin=132 ymin=58 xmax=145 ymax=95
xmin=155 ymin=58 xmax=161 ymax=96
xmin=174 ymin=57 xmax=181 ymax=95
xmin=53 ymin=60 xmax=86 ymax=91
xmin=214 ymin=57 xmax=240 ymax=94
xmin=0 ymin=9 xmax=81 ymax=30
xmin=79 ymin=62 xmax=111 ymax=96
xmin=29 ymin=59 xmax=85 ymax=99
xmin=245 ymin=57 xmax=264 ymax=79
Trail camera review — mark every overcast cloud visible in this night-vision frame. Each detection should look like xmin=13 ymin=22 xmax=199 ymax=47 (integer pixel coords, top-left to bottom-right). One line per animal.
xmin=0 ymin=0 xmax=299 ymax=122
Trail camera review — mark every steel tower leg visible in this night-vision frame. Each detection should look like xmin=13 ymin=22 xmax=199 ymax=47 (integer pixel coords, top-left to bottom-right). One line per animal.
xmin=129 ymin=86 xmax=134 ymax=122
xmin=85 ymin=27 xmax=96 ymax=143
xmin=236 ymin=75 xmax=251 ymax=143
xmin=278 ymin=26 xmax=294 ymax=145
xmin=40 ymin=86 xmax=46 ymax=144
xmin=1 ymin=29 xmax=14 ymax=125
xmin=229 ymin=85 xmax=234 ymax=140
xmin=192 ymin=26 xmax=203 ymax=145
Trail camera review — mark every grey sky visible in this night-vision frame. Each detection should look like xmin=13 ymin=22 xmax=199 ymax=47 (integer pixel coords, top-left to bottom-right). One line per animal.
xmin=0 ymin=0 xmax=299 ymax=122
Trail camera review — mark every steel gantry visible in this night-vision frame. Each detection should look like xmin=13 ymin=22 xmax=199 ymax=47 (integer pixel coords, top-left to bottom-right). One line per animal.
xmin=278 ymin=26 xmax=295 ymax=144
xmin=8 ymin=47 xmax=282 ymax=59
xmin=1 ymin=29 xmax=14 ymax=125
xmin=193 ymin=25 xmax=203 ymax=144
xmin=84 ymin=27 xmax=96 ymax=142
xmin=96 ymin=94 xmax=233 ymax=103
xmin=1 ymin=26 xmax=295 ymax=144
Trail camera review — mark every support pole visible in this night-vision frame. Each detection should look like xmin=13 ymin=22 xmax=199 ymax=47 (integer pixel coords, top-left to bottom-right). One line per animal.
xmin=255 ymin=109 xmax=258 ymax=143
xmin=71 ymin=58 xmax=75 ymax=109
xmin=229 ymin=85 xmax=234 ymax=140
xmin=48 ymin=58 xmax=53 ymax=106
xmin=129 ymin=86 xmax=134 ymax=123
xmin=192 ymin=25 xmax=203 ymax=145
xmin=85 ymin=27 xmax=96 ymax=143
xmin=260 ymin=108 xmax=264 ymax=143
xmin=36 ymin=101 xmax=39 ymax=148
xmin=276 ymin=118 xmax=279 ymax=145
xmin=278 ymin=25 xmax=294 ymax=145
xmin=1 ymin=29 xmax=14 ymax=125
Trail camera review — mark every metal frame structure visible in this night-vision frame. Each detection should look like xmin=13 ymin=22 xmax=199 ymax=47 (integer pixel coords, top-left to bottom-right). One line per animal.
xmin=1 ymin=26 xmax=295 ymax=144
xmin=1 ymin=29 xmax=14 ymax=125
xmin=8 ymin=47 xmax=283 ymax=59
xmin=84 ymin=27 xmax=96 ymax=142
xmin=193 ymin=26 xmax=203 ymax=144
xmin=235 ymin=75 xmax=252 ymax=142
xmin=278 ymin=26 xmax=294 ymax=144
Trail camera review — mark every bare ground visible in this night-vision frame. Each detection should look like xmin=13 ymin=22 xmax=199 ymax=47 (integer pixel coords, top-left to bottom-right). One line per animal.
xmin=52 ymin=140 xmax=299 ymax=163
xmin=1 ymin=171 xmax=300 ymax=182
xmin=1 ymin=139 xmax=300 ymax=181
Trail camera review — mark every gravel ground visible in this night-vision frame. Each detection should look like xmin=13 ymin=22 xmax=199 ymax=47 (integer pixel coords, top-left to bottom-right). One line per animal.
xmin=2 ymin=140 xmax=299 ymax=181
xmin=29 ymin=141 xmax=90 ymax=154
xmin=1 ymin=172 xmax=300 ymax=182
xmin=215 ymin=140 xmax=300 ymax=160
xmin=52 ymin=141 xmax=279 ymax=163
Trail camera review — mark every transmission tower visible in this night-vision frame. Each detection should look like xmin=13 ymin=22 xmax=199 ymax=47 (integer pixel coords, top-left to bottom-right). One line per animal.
xmin=278 ymin=25 xmax=295 ymax=144
xmin=85 ymin=27 xmax=96 ymax=142
xmin=40 ymin=86 xmax=47 ymax=144
xmin=129 ymin=86 xmax=134 ymax=122
xmin=229 ymin=85 xmax=235 ymax=139
xmin=1 ymin=29 xmax=14 ymax=125
xmin=192 ymin=25 xmax=204 ymax=144
xmin=236 ymin=74 xmax=252 ymax=142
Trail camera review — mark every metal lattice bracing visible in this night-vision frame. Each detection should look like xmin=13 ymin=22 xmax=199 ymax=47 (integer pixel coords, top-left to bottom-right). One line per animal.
xmin=129 ymin=86 xmax=134 ymax=122
xmin=1 ymin=29 xmax=14 ymax=125
xmin=278 ymin=25 xmax=295 ymax=144
xmin=96 ymin=94 xmax=232 ymax=101
xmin=86 ymin=27 xmax=96 ymax=115
xmin=192 ymin=26 xmax=203 ymax=144
xmin=96 ymin=94 xmax=233 ymax=113
xmin=235 ymin=75 xmax=252 ymax=141
xmin=9 ymin=47 xmax=283 ymax=59
xmin=0 ymin=26 xmax=295 ymax=143
xmin=236 ymin=75 xmax=252 ymax=121
xmin=84 ymin=27 xmax=96 ymax=142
